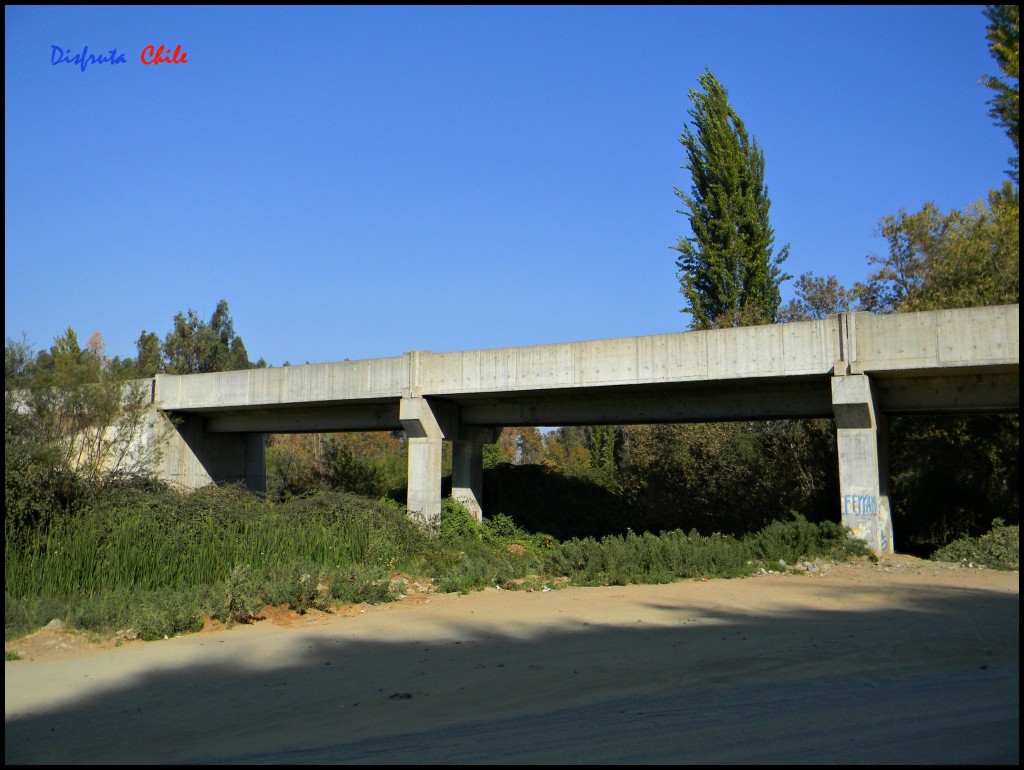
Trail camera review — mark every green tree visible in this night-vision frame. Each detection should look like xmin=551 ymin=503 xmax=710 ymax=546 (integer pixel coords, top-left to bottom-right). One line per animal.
xmin=777 ymin=273 xmax=853 ymax=322
xmin=618 ymin=421 xmax=837 ymax=537
xmin=266 ymin=431 xmax=408 ymax=501
xmin=983 ymin=5 xmax=1019 ymax=182
xmin=162 ymin=299 xmax=264 ymax=374
xmin=5 ymin=328 xmax=168 ymax=540
xmin=586 ymin=425 xmax=617 ymax=472
xmin=134 ymin=331 xmax=164 ymax=377
xmin=541 ymin=426 xmax=590 ymax=472
xmin=674 ymin=68 xmax=791 ymax=329
xmin=855 ymin=184 xmax=1019 ymax=314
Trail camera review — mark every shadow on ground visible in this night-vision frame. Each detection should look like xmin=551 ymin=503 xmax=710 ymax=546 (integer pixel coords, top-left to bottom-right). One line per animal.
xmin=5 ymin=583 xmax=1019 ymax=764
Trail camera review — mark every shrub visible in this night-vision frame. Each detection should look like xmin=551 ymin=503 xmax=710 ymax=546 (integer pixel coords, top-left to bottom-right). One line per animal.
xmin=544 ymin=519 xmax=868 ymax=586
xmin=221 ymin=564 xmax=264 ymax=626
xmin=439 ymin=497 xmax=480 ymax=546
xmin=325 ymin=565 xmax=395 ymax=605
xmin=128 ymin=588 xmax=205 ymax=641
xmin=263 ymin=562 xmax=333 ymax=614
xmin=747 ymin=516 xmax=870 ymax=564
xmin=932 ymin=519 xmax=1019 ymax=570
xmin=5 ymin=594 xmax=70 ymax=641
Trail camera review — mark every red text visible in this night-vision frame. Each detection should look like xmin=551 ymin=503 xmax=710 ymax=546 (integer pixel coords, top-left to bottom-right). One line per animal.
xmin=141 ymin=44 xmax=188 ymax=65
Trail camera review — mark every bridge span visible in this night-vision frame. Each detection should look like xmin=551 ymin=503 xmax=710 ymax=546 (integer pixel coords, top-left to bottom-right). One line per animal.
xmin=147 ymin=304 xmax=1019 ymax=554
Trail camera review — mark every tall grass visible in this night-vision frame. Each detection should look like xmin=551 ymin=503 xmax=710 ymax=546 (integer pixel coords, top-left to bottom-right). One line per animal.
xmin=5 ymin=486 xmax=427 ymax=600
xmin=6 ymin=484 xmax=872 ymax=642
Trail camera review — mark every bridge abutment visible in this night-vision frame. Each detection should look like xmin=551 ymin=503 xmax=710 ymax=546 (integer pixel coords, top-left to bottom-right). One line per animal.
xmin=155 ymin=410 xmax=266 ymax=493
xmin=831 ymin=373 xmax=894 ymax=554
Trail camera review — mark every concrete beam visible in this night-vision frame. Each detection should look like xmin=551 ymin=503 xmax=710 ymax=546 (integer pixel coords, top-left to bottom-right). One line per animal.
xmin=201 ymin=403 xmax=403 ymax=433
xmin=872 ymin=370 xmax=1020 ymax=414
xmin=455 ymin=378 xmax=834 ymax=426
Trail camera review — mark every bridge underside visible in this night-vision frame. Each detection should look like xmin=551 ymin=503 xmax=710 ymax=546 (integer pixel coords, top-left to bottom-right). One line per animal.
xmin=171 ymin=366 xmax=1020 ymax=434
xmin=153 ymin=366 xmax=1019 ymax=556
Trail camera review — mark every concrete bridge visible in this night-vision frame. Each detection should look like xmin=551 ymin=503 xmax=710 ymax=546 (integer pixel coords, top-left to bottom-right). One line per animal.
xmin=147 ymin=304 xmax=1019 ymax=554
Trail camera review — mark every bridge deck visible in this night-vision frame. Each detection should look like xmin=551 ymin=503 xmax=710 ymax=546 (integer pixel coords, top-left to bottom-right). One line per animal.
xmin=153 ymin=305 xmax=1019 ymax=432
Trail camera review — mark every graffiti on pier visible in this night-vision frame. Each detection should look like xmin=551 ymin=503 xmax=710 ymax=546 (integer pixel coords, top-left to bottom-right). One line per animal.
xmin=842 ymin=494 xmax=876 ymax=515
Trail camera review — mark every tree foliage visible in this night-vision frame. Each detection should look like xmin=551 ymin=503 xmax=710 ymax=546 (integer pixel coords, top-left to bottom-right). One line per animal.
xmin=5 ymin=331 xmax=167 ymax=539
xmin=617 ymin=421 xmax=838 ymax=537
xmin=5 ymin=299 xmax=265 ymax=534
xmin=674 ymin=68 xmax=790 ymax=329
xmin=540 ymin=426 xmax=591 ymax=473
xmin=983 ymin=5 xmax=1020 ymax=182
xmin=777 ymin=273 xmax=853 ymax=322
xmin=265 ymin=431 xmax=407 ymax=501
xmin=854 ymin=183 xmax=1019 ymax=314
xmin=162 ymin=299 xmax=263 ymax=375
xmin=489 ymin=427 xmax=544 ymax=466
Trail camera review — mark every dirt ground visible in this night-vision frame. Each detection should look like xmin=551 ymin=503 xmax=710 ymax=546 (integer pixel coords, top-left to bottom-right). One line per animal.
xmin=5 ymin=555 xmax=1019 ymax=764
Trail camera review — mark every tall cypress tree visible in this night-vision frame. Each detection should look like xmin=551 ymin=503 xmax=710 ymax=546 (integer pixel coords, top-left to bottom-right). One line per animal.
xmin=673 ymin=68 xmax=790 ymax=329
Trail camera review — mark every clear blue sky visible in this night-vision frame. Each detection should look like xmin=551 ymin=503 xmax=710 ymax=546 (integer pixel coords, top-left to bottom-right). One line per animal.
xmin=5 ymin=6 xmax=1012 ymax=366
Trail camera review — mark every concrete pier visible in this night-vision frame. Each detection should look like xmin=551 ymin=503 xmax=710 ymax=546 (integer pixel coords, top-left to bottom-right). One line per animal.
xmin=831 ymin=374 xmax=893 ymax=554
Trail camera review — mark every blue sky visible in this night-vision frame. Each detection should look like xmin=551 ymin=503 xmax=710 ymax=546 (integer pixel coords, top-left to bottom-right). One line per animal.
xmin=5 ymin=6 xmax=1012 ymax=366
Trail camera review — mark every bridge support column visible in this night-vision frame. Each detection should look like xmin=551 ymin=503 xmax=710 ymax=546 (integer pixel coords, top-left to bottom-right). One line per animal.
xmin=452 ymin=427 xmax=500 ymax=522
xmin=154 ymin=411 xmax=266 ymax=493
xmin=831 ymin=374 xmax=894 ymax=555
xmin=400 ymin=396 xmax=458 ymax=528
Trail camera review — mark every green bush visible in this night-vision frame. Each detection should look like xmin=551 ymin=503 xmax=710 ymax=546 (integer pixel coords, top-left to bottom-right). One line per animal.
xmin=325 ymin=565 xmax=395 ymax=605
xmin=542 ymin=529 xmax=740 ymax=585
xmin=426 ymin=534 xmax=543 ymax=594
xmin=481 ymin=513 xmax=556 ymax=555
xmin=544 ymin=519 xmax=868 ymax=586
xmin=67 ymin=587 xmax=135 ymax=633
xmin=262 ymin=562 xmax=333 ymax=614
xmin=221 ymin=564 xmax=264 ymax=626
xmin=5 ymin=593 xmax=70 ymax=641
xmin=4 ymin=487 xmax=427 ymax=601
xmin=439 ymin=497 xmax=480 ymax=546
xmin=4 ymin=469 xmax=879 ymax=642
xmin=746 ymin=516 xmax=871 ymax=564
xmin=128 ymin=588 xmax=205 ymax=640
xmin=932 ymin=520 xmax=1019 ymax=570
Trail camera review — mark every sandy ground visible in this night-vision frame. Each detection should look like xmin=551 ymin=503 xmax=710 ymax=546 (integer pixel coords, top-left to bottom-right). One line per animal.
xmin=5 ymin=555 xmax=1019 ymax=765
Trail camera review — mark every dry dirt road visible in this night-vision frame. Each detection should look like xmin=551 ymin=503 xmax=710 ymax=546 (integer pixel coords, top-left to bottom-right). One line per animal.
xmin=5 ymin=556 xmax=1019 ymax=765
